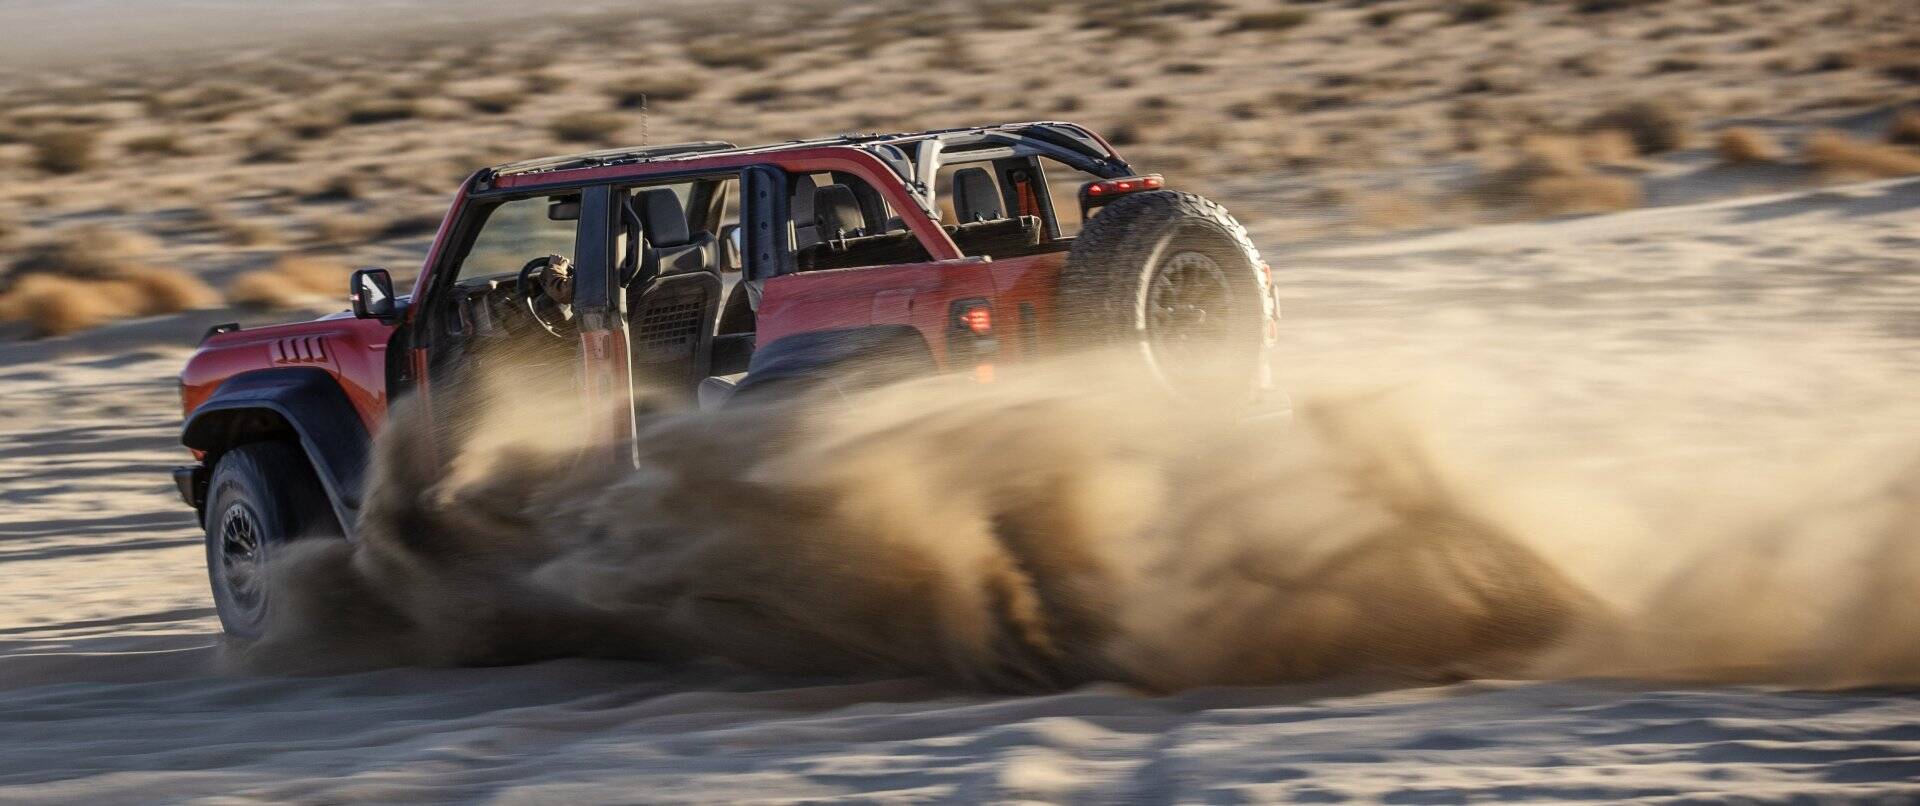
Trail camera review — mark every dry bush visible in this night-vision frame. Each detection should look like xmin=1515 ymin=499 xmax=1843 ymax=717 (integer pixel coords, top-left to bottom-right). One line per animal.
xmin=1451 ymin=1 xmax=1510 ymax=24
xmin=1354 ymin=192 xmax=1435 ymax=231
xmin=548 ymin=112 xmax=628 ymax=144
xmin=0 ymin=269 xmax=216 ymax=337
xmin=685 ymin=40 xmax=769 ymax=70
xmin=731 ymin=83 xmax=785 ymax=105
xmin=1229 ymin=10 xmax=1309 ymax=33
xmin=220 ymin=217 xmax=285 ymax=247
xmin=226 ymin=256 xmax=349 ymax=309
xmin=313 ymin=214 xmax=380 ymax=245
xmin=1803 ymin=129 xmax=1920 ymax=178
xmin=287 ymin=109 xmax=345 ymax=140
xmin=1583 ymin=99 xmax=1688 ymax=155
xmin=123 ymin=131 xmax=188 ymax=156
xmin=524 ymin=70 xmax=570 ymax=93
xmin=343 ymin=98 xmax=419 ymax=125
xmin=304 ymin=171 xmax=368 ymax=201
xmin=463 ymin=88 xmax=527 ymax=115
xmin=1474 ymin=134 xmax=1643 ymax=215
xmin=1522 ymin=174 xmax=1642 ymax=214
xmin=3 ymin=226 xmax=160 ymax=282
xmin=30 ymin=128 xmax=97 ymax=174
xmin=242 ymin=131 xmax=298 ymax=163
xmin=603 ymin=75 xmax=698 ymax=109
xmin=0 ymin=227 xmax=215 ymax=336
xmin=1888 ymin=108 xmax=1920 ymax=146
xmin=1715 ymin=127 xmax=1782 ymax=164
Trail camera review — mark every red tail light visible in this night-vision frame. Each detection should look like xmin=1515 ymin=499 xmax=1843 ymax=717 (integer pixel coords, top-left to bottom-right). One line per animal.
xmin=960 ymin=307 xmax=992 ymax=335
xmin=1080 ymin=175 xmax=1165 ymax=215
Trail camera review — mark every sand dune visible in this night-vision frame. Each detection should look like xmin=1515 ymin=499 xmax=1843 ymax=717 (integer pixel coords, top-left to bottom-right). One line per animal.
xmin=0 ymin=178 xmax=1916 ymax=801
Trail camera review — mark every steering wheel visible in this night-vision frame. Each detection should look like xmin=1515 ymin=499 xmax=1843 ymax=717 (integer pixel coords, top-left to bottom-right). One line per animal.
xmin=514 ymin=255 xmax=574 ymax=339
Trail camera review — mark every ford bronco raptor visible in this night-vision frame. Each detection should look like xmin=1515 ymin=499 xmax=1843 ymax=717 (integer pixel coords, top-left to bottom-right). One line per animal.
xmin=174 ymin=121 xmax=1278 ymax=637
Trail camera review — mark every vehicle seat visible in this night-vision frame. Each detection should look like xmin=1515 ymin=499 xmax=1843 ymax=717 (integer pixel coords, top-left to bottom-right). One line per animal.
xmin=625 ymin=190 xmax=721 ymax=397
xmin=790 ymin=174 xmax=821 ymax=251
xmin=813 ymin=183 xmax=867 ymax=242
xmin=952 ymin=167 xmax=1003 ymax=223
xmin=945 ymin=167 xmax=1042 ymax=257
xmin=635 ymin=188 xmax=714 ymax=275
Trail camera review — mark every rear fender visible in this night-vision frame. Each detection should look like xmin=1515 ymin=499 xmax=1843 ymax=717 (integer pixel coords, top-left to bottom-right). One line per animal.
xmin=181 ymin=368 xmax=369 ymax=536
xmin=731 ymin=325 xmax=934 ymax=402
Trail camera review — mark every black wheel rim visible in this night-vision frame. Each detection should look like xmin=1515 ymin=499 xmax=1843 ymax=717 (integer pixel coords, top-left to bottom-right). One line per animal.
xmin=218 ymin=502 xmax=267 ymax=624
xmin=1145 ymin=249 xmax=1238 ymax=374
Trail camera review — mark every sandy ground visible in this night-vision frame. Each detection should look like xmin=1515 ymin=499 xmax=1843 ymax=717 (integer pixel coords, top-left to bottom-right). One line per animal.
xmin=0 ymin=177 xmax=1914 ymax=802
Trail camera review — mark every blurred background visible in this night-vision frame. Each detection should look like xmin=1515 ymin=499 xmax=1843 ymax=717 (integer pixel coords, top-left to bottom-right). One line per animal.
xmin=0 ymin=0 xmax=1914 ymax=338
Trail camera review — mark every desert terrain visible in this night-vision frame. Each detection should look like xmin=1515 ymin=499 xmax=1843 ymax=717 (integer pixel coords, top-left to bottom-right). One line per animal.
xmin=1 ymin=0 xmax=1918 ymax=802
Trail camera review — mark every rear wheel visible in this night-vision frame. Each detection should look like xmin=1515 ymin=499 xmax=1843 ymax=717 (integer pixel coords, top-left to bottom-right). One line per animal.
xmin=1057 ymin=190 xmax=1271 ymax=396
xmin=204 ymin=442 xmax=339 ymax=639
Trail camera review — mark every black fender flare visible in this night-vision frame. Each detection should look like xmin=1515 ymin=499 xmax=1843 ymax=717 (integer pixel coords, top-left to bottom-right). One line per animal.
xmin=181 ymin=367 xmax=369 ymax=537
xmin=730 ymin=325 xmax=934 ymax=403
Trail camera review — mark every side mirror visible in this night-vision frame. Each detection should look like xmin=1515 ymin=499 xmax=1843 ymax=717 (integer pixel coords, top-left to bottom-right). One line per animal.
xmin=350 ymin=268 xmax=397 ymax=320
xmin=718 ymin=224 xmax=744 ymax=272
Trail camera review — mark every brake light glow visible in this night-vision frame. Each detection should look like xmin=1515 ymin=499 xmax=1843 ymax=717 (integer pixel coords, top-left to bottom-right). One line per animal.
xmin=961 ymin=307 xmax=992 ymax=335
xmin=1083 ymin=174 xmax=1164 ymax=200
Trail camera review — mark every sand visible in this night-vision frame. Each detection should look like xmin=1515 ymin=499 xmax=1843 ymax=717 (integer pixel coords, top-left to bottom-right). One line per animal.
xmin=0 ymin=177 xmax=1914 ymax=802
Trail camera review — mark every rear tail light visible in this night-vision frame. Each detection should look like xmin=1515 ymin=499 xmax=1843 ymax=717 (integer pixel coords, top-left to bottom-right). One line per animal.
xmin=1079 ymin=174 xmax=1165 ymax=217
xmin=948 ymin=299 xmax=997 ymax=383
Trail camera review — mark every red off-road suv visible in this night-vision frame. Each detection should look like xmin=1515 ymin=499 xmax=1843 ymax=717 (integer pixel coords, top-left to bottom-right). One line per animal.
xmin=174 ymin=121 xmax=1278 ymax=637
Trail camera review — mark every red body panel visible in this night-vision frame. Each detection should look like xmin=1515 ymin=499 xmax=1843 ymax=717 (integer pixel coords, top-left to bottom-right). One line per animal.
xmin=757 ymin=252 xmax=1066 ymax=367
xmin=178 ymin=315 xmax=397 ymax=457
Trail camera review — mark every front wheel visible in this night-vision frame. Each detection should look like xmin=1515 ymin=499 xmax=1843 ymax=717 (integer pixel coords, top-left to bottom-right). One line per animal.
xmin=204 ymin=442 xmax=339 ymax=639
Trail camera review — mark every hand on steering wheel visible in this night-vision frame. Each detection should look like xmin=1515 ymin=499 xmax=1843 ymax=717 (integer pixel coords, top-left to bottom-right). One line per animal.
xmin=514 ymin=255 xmax=575 ymax=339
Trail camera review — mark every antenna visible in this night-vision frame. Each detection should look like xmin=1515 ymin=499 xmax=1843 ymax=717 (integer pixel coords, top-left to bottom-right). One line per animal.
xmin=640 ymin=93 xmax=649 ymax=146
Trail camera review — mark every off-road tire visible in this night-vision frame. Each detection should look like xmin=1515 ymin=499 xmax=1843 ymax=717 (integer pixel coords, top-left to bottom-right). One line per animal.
xmin=204 ymin=442 xmax=339 ymax=640
xmin=1057 ymin=190 xmax=1270 ymax=394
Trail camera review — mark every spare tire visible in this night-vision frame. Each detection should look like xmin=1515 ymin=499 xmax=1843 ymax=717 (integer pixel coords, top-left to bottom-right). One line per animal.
xmin=1056 ymin=190 xmax=1273 ymax=395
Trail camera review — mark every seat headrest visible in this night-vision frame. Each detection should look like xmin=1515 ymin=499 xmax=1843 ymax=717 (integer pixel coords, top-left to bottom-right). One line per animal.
xmin=789 ymin=174 xmax=818 ymax=224
xmin=814 ymin=183 xmax=864 ymax=240
xmin=635 ymin=188 xmax=690 ymax=247
xmin=952 ymin=167 xmax=1003 ymax=223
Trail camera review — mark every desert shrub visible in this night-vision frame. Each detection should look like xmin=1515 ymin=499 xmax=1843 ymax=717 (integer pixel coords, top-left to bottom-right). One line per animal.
xmin=0 ymin=268 xmax=215 ymax=337
xmin=3 ymin=226 xmax=160 ymax=282
xmin=463 ymin=88 xmax=528 ymax=115
xmin=242 ymin=132 xmax=298 ymax=163
xmin=313 ymin=214 xmax=380 ymax=245
xmin=1520 ymin=174 xmax=1642 ymax=214
xmin=1576 ymin=0 xmax=1662 ymax=12
xmin=1888 ymin=108 xmax=1920 ymax=145
xmin=226 ymin=256 xmax=349 ymax=309
xmin=1803 ymin=129 xmax=1920 ymax=178
xmin=1474 ymin=135 xmax=1643 ymax=215
xmin=380 ymin=212 xmax=445 ymax=240
xmin=1354 ymin=192 xmax=1435 ymax=231
xmin=603 ymin=75 xmax=698 ymax=109
xmin=685 ymin=40 xmax=768 ymax=70
xmin=1451 ymin=1 xmax=1509 ymax=24
xmin=1714 ymin=127 xmax=1782 ymax=164
xmin=1229 ymin=10 xmax=1309 ymax=32
xmin=731 ymin=83 xmax=785 ymax=105
xmin=286 ymin=109 xmax=344 ymax=140
xmin=1583 ymin=99 xmax=1687 ymax=155
xmin=1365 ymin=9 xmax=1400 ymax=27
xmin=548 ymin=112 xmax=627 ymax=144
xmin=123 ymin=131 xmax=188 ymax=156
xmin=0 ymin=227 xmax=215 ymax=336
xmin=304 ymin=171 xmax=368 ymax=202
xmin=220 ymin=217 xmax=284 ymax=247
xmin=1651 ymin=56 xmax=1705 ymax=74
xmin=30 ymin=128 xmax=97 ymax=174
xmin=343 ymin=98 xmax=418 ymax=125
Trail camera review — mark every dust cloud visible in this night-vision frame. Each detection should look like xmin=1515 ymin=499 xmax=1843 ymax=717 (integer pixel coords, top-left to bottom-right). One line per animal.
xmin=232 ymin=345 xmax=1920 ymax=693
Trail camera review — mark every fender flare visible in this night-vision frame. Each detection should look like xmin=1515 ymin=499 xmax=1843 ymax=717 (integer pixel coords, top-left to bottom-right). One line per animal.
xmin=731 ymin=325 xmax=934 ymax=402
xmin=181 ymin=367 xmax=369 ymax=537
